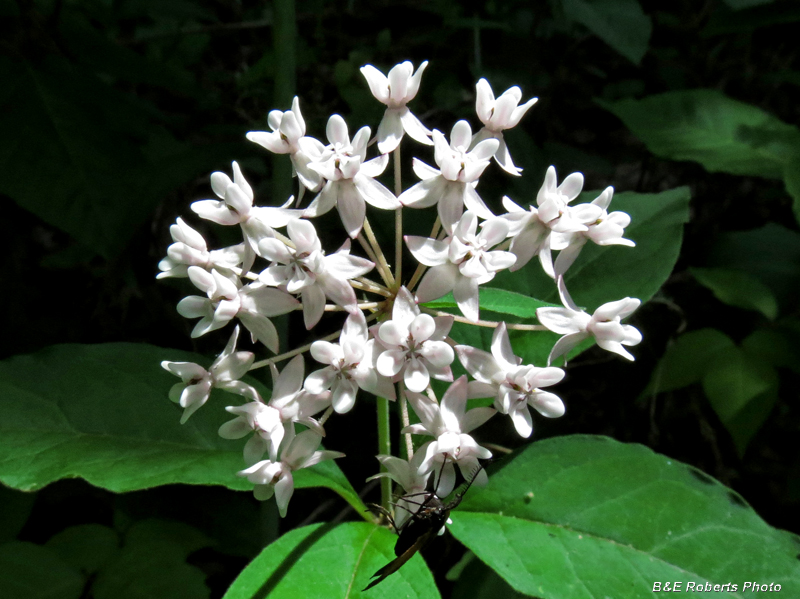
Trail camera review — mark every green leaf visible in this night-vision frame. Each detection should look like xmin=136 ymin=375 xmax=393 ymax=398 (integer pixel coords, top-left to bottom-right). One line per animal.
xmin=690 ymin=267 xmax=779 ymax=319
xmin=424 ymin=288 xmax=558 ymax=320
xmin=449 ymin=436 xmax=800 ymax=598
xmin=0 ymin=541 xmax=85 ymax=599
xmin=562 ymin=0 xmax=652 ymax=64
xmin=222 ymin=522 xmax=440 ymax=599
xmin=598 ymin=90 xmax=799 ymax=178
xmin=45 ymin=524 xmax=120 ymax=575
xmin=783 ymin=147 xmax=800 ymax=225
xmin=701 ymin=346 xmax=779 ymax=453
xmin=451 ymin=554 xmax=528 ymax=599
xmin=0 ymin=343 xmax=366 ymax=516
xmin=640 ymin=328 xmax=736 ymax=397
xmin=742 ymin=324 xmax=800 ymax=375
xmin=493 ymin=187 xmax=691 ymax=311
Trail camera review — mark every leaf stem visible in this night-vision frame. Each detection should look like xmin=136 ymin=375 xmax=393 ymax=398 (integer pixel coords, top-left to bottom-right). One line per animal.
xmin=357 ymin=232 xmax=393 ymax=288
xmin=377 ymin=396 xmax=392 ymax=511
xmin=420 ymin=307 xmax=548 ymax=331
xmin=363 ymin=218 xmax=396 ymax=289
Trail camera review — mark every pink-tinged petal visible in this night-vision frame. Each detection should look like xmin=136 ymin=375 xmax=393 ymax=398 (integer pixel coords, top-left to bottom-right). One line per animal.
xmin=302 ymin=449 xmax=345 ymax=470
xmin=440 ymin=375 xmax=468 ymax=430
xmin=361 ymin=154 xmax=389 ymax=179
xmin=216 ymin=380 xmax=261 ymax=402
xmin=300 ymin=285 xmax=326 ymax=330
xmin=475 ymin=78 xmax=495 ymax=124
xmin=388 ymin=61 xmax=412 ymax=104
xmin=404 ymin=236 xmax=448 ymax=267
xmin=463 ymin=185 xmax=495 ymax=220
xmin=357 ymin=366 xmax=396 ymax=400
xmin=331 ymin=378 xmax=358 ymax=413
xmin=427 ymin=363 xmax=454 ymax=383
xmin=507 ymin=96 xmax=538 ymax=129
xmin=246 ymin=131 xmax=287 ymax=154
xmin=162 ymin=361 xmax=207 ymax=381
xmin=595 ymin=297 xmax=640 ymax=321
xmin=508 ymin=229 xmax=545 ymax=272
xmin=238 ymin=312 xmax=279 ymax=353
xmin=493 ymin=139 xmax=523 ymax=176
xmin=430 ymin=315 xmax=454 ymax=340
xmin=259 ymin=265 xmax=290 ymax=287
xmin=326 ymin=114 xmax=349 ymax=146
xmin=177 ymin=296 xmax=211 ymax=319
xmin=458 ymin=255 xmax=485 ymax=279
xmin=412 ymin=158 xmax=439 ymax=181
xmin=479 ymin=218 xmax=510 ymax=247
xmin=547 ymin=332 xmax=589 ymax=366
xmin=210 ymin=171 xmax=233 ymax=198
xmin=435 ymin=461 xmax=457 ymax=497
xmin=570 ymin=203 xmax=603 ymax=225
xmin=191 ymin=199 xmax=240 ymax=226
xmin=392 ymin=287 xmax=420 ymax=326
xmin=317 ymin=274 xmax=358 ymax=311
xmin=489 ymin=89 xmax=520 ymax=128
xmin=606 ymin=210 xmax=632 ymax=228
xmin=622 ymin=324 xmax=643 ymax=346
xmin=324 ymin=252 xmax=374 ymax=279
xmin=510 ymin=406 xmax=533 ymax=438
xmin=558 ymin=172 xmax=584 ymax=202
xmin=404 ymin=357 xmax=431 ymax=393
xmin=596 ymin=338 xmax=635 ymax=361
xmin=242 ymin=286 xmax=301 ymax=317
xmin=455 ymin=346 xmax=500 ymax=383
xmin=218 ymin=416 xmax=253 ymax=440
xmin=280 ymin=111 xmax=304 ymax=144
xmin=360 ymin=64 xmax=390 ymax=103
xmin=243 ymin=435 xmax=269 ymax=466
xmin=406 ymin=392 xmax=441 ymax=434
xmin=461 ymin=406 xmax=496 ymax=434
xmin=304 ymin=367 xmax=337 ymax=394
xmin=283 ymin=429 xmax=322 ymax=468
xmin=409 ymin=314 xmax=436 ymax=342
xmin=378 ymin=320 xmax=407 ymax=347
xmin=336 ymin=181 xmax=366 ymax=238
xmin=190 ymin=315 xmax=220 ymax=338
xmin=490 ymin=323 xmax=518 ymax=368
xmin=171 ymin=217 xmax=207 ymax=250
xmin=273 ymin=473 xmax=294 ymax=517
xmin=354 ymin=174 xmax=399 ymax=210
xmin=257 ymin=238 xmax=293 ymax=264
xmin=304 ymin=182 xmax=338 ymax=218
xmin=538 ymin=243 xmax=555 ymax=278
xmin=407 ymin=61 xmax=428 ymax=100
xmin=376 ymin=108 xmax=404 ymax=154
xmin=536 ymin=306 xmax=583 ymax=334
xmin=591 ymin=186 xmax=614 ymax=211
xmin=399 ymin=109 xmax=433 ymax=146
xmin=352 ymin=127 xmax=371 ymax=161
xmin=250 ymin=206 xmax=303 ymax=230
xmin=529 ymin=391 xmax=565 ymax=418
xmin=454 ymin=275 xmax=480 ymax=322
xmin=415 ymin=264 xmax=458 ymax=304
xmin=529 ymin=367 xmax=566 ymax=388
xmin=419 ymin=340 xmax=454 ymax=368
xmin=469 ymin=138 xmax=500 ymax=162
xmin=502 ymin=195 xmax=525 ymax=214
xmin=467 ymin=380 xmax=496 ymax=399
xmin=399 ymin=176 xmax=444 ymax=209
xmin=377 ymin=349 xmax=407 ymax=377
xmin=287 ymin=219 xmax=320 ymax=253
xmin=450 ymin=120 xmax=472 ymax=151
xmin=554 ymin=240 xmax=587 ymax=278
xmin=482 ymin=250 xmax=517 ymax=272
xmin=400 ymin=423 xmax=429 ymax=436
xmin=439 ymin=182 xmax=467 ymax=234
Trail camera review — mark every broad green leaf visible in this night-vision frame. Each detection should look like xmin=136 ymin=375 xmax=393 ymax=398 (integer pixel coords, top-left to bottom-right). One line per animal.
xmin=0 ymin=343 xmax=366 ymax=516
xmin=783 ymin=149 xmax=800 ymax=225
xmin=451 ymin=555 xmax=528 ymax=599
xmin=92 ymin=539 xmax=210 ymax=599
xmin=640 ymin=328 xmax=736 ymax=397
xmin=701 ymin=346 xmax=778 ymax=453
xmin=424 ymin=288 xmax=558 ymax=320
xmin=562 ymin=0 xmax=652 ymax=64
xmin=690 ymin=267 xmax=779 ymax=319
xmin=742 ymin=324 xmax=800 ymax=375
xmin=223 ymin=522 xmax=440 ymax=599
xmin=493 ymin=187 xmax=691 ymax=311
xmin=449 ymin=436 xmax=800 ymax=598
xmin=707 ymin=224 xmax=800 ymax=313
xmin=0 ymin=541 xmax=84 ymax=599
xmin=0 ymin=485 xmax=35 ymax=542
xmin=598 ymin=90 xmax=799 ymax=178
xmin=45 ymin=524 xmax=120 ymax=575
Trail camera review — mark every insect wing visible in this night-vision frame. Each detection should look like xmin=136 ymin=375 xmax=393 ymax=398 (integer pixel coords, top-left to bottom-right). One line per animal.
xmin=394 ymin=506 xmax=448 ymax=556
xmin=362 ymin=527 xmax=436 ymax=592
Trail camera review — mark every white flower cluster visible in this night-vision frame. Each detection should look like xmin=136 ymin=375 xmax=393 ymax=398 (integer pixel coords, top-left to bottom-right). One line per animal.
xmin=157 ymin=61 xmax=643 ymax=519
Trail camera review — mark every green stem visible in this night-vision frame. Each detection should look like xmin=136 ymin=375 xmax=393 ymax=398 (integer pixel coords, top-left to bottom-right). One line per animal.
xmin=377 ymin=396 xmax=392 ymax=511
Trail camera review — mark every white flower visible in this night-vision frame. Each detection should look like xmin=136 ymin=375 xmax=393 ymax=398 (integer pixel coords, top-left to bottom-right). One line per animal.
xmin=176 ymin=266 xmax=299 ymax=352
xmin=219 ymin=355 xmax=331 ymax=464
xmin=238 ymin=430 xmax=344 ymax=516
xmin=399 ymin=121 xmax=499 ymax=234
xmin=373 ymin=287 xmax=454 ymax=393
xmin=367 ymin=452 xmax=431 ymax=528
xmin=157 ymin=217 xmax=245 ymax=279
xmin=406 ymin=211 xmax=516 ymax=322
xmin=246 ymin=97 xmax=326 ymax=191
xmin=161 ymin=326 xmax=260 ymax=424
xmin=304 ymin=115 xmax=400 ymax=238
xmin=503 ymin=166 xmax=602 ymax=277
xmin=402 ymin=376 xmax=494 ymax=496
xmin=191 ymin=162 xmax=303 ymax=271
xmin=360 ymin=61 xmax=433 ymax=154
xmin=472 ymin=78 xmax=537 ymax=176
xmin=305 ymin=311 xmax=396 ymax=413
xmin=536 ymin=277 xmax=642 ymax=364
xmin=455 ymin=323 xmax=565 ymax=438
xmin=551 ymin=186 xmax=635 ymax=277
xmin=258 ymin=219 xmax=374 ymax=329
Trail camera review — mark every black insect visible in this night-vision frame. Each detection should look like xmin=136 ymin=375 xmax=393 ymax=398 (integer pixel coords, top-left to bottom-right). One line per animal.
xmin=363 ymin=457 xmax=484 ymax=591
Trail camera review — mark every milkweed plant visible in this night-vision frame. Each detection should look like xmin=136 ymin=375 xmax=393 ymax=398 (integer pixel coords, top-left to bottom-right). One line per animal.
xmin=157 ymin=60 xmax=641 ymax=528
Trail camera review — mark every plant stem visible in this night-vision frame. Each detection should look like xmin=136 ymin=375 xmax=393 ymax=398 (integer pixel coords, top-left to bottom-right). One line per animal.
xmin=377 ymin=396 xmax=392 ymax=511
xmin=420 ymin=307 xmax=549 ymax=331
xmin=357 ymin=233 xmax=393 ymax=288
xmin=363 ymin=218 xmax=395 ymax=289
xmin=350 ymin=278 xmax=392 ymax=297
xmin=394 ymin=147 xmax=403 ymax=290
xmin=397 ymin=382 xmax=413 ymax=460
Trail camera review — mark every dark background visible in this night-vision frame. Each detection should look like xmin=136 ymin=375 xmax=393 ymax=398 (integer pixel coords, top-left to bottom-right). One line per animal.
xmin=2 ymin=0 xmax=799 ymax=596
